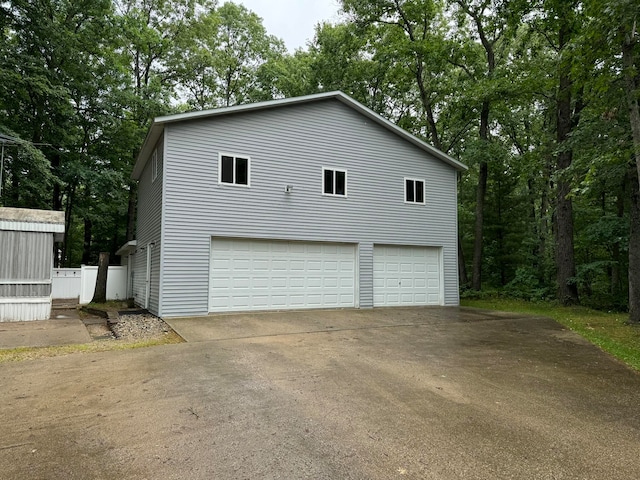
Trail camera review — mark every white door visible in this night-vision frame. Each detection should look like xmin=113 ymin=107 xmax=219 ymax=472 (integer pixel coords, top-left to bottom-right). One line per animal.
xmin=209 ymin=238 xmax=356 ymax=312
xmin=373 ymin=245 xmax=442 ymax=306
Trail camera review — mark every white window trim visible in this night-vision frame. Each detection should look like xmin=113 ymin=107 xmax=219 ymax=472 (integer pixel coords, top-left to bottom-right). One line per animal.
xmin=322 ymin=167 xmax=348 ymax=197
xmin=404 ymin=177 xmax=426 ymax=204
xmin=151 ymin=149 xmax=158 ymax=182
xmin=218 ymin=152 xmax=251 ymax=187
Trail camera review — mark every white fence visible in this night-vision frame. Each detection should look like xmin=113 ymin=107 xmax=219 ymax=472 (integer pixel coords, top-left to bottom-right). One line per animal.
xmin=52 ymin=266 xmax=127 ymax=304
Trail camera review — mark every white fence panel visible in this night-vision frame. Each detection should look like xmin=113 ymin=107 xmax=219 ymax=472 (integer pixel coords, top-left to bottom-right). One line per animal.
xmin=79 ymin=266 xmax=127 ymax=304
xmin=52 ymin=268 xmax=82 ymax=299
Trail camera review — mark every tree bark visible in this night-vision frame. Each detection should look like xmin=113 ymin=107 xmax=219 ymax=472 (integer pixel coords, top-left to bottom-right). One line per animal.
xmin=471 ymin=100 xmax=490 ymax=291
xmin=472 ymin=159 xmax=487 ymax=290
xmin=630 ymin=168 xmax=640 ymax=323
xmin=622 ymin=26 xmax=640 ymax=183
xmin=458 ymin=233 xmax=469 ymax=288
xmin=91 ymin=252 xmax=109 ymax=304
xmin=554 ymin=23 xmax=580 ymax=306
xmin=622 ymin=25 xmax=640 ymax=321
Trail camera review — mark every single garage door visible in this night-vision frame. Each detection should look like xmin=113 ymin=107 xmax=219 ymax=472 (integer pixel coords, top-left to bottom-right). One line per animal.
xmin=373 ymin=245 xmax=441 ymax=306
xmin=210 ymin=238 xmax=356 ymax=312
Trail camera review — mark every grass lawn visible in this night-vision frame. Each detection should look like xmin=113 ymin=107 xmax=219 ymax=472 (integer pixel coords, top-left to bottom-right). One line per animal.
xmin=461 ymin=298 xmax=640 ymax=372
xmin=0 ymin=333 xmax=183 ymax=364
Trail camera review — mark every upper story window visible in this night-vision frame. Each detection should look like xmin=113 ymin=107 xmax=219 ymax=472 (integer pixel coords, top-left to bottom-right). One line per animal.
xmin=219 ymin=153 xmax=250 ymax=186
xmin=151 ymin=149 xmax=158 ymax=182
xmin=323 ymin=167 xmax=347 ymax=196
xmin=405 ymin=178 xmax=425 ymax=204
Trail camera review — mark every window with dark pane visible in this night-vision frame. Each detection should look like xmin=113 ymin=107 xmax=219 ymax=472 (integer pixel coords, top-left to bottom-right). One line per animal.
xmin=405 ymin=178 xmax=425 ymax=204
xmin=406 ymin=179 xmax=415 ymax=202
xmin=235 ymin=157 xmax=248 ymax=185
xmin=335 ymin=170 xmax=346 ymax=195
xmin=415 ymin=180 xmax=424 ymax=203
xmin=221 ymin=155 xmax=234 ymax=184
xmin=323 ymin=168 xmax=347 ymax=196
xmin=324 ymin=169 xmax=334 ymax=194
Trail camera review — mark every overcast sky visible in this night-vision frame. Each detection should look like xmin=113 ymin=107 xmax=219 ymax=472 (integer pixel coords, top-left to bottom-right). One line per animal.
xmin=236 ymin=0 xmax=342 ymax=52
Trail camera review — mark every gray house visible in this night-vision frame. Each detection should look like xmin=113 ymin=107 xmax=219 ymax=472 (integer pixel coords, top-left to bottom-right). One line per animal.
xmin=0 ymin=207 xmax=65 ymax=321
xmin=129 ymin=91 xmax=466 ymax=318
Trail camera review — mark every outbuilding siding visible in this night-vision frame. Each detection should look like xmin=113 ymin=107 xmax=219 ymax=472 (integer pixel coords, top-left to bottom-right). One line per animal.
xmin=0 ymin=231 xmax=53 ymax=296
xmin=159 ymin=99 xmax=459 ymax=317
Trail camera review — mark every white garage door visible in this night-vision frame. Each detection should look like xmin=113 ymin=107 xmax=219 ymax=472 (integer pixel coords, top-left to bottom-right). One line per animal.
xmin=210 ymin=238 xmax=356 ymax=312
xmin=373 ymin=245 xmax=441 ymax=306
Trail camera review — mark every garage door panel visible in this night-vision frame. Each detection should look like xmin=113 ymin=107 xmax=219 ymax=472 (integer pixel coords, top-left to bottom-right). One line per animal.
xmin=210 ymin=238 xmax=356 ymax=312
xmin=374 ymin=245 xmax=441 ymax=307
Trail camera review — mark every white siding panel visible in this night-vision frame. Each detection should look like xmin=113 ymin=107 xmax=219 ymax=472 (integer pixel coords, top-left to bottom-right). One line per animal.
xmin=0 ymin=298 xmax=51 ymax=322
xmin=160 ymin=99 xmax=459 ymax=316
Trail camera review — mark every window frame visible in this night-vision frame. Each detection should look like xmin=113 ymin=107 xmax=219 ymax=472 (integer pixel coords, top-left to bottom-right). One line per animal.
xmin=404 ymin=177 xmax=426 ymax=205
xmin=151 ymin=148 xmax=158 ymax=182
xmin=218 ymin=152 xmax=251 ymax=187
xmin=322 ymin=167 xmax=348 ymax=197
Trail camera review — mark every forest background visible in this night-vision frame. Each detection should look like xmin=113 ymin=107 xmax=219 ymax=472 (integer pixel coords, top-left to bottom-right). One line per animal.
xmin=1 ymin=0 xmax=639 ymax=320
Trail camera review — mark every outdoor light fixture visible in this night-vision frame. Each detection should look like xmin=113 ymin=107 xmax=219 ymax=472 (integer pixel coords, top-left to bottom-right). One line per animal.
xmin=284 ymin=185 xmax=293 ymax=193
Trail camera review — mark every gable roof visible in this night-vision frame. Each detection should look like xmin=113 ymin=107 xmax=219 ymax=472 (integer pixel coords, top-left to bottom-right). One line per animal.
xmin=132 ymin=91 xmax=467 ymax=179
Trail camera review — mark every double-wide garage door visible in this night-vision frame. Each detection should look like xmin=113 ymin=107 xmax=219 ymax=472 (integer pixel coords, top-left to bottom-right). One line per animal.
xmin=373 ymin=245 xmax=442 ymax=306
xmin=210 ymin=238 xmax=356 ymax=312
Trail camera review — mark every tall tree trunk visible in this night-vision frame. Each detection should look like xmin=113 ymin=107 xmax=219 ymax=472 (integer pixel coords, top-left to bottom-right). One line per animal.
xmin=91 ymin=252 xmax=110 ymax=304
xmin=51 ymin=151 xmax=62 ymax=211
xmin=630 ymin=169 xmax=640 ymax=323
xmin=555 ymin=142 xmax=579 ymax=303
xmin=622 ymin=24 xmax=640 ymax=322
xmin=554 ymin=24 xmax=580 ymax=305
xmin=622 ymin=26 xmax=640 ymax=183
xmin=458 ymin=233 xmax=469 ymax=288
xmin=472 ymin=101 xmax=490 ymax=290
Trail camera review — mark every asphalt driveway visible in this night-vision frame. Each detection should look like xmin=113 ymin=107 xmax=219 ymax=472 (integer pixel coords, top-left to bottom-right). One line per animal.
xmin=1 ymin=307 xmax=639 ymax=479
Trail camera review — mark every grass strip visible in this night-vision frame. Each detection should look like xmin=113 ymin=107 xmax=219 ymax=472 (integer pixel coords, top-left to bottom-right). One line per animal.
xmin=0 ymin=331 xmax=183 ymax=364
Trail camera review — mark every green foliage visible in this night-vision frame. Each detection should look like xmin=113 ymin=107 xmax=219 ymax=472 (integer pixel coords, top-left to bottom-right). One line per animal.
xmin=168 ymin=2 xmax=286 ymax=109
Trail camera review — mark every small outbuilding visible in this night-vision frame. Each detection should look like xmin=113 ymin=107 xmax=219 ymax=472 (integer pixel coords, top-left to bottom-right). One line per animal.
xmin=0 ymin=207 xmax=65 ymax=321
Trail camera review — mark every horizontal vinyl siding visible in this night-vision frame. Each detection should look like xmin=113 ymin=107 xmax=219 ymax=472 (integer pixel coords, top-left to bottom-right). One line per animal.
xmin=133 ymin=135 xmax=163 ymax=315
xmin=359 ymin=243 xmax=373 ymax=308
xmin=161 ymin=100 xmax=459 ymax=316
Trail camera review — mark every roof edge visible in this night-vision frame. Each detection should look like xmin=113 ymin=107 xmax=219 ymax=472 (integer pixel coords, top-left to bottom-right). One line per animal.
xmin=132 ymin=91 xmax=467 ymax=179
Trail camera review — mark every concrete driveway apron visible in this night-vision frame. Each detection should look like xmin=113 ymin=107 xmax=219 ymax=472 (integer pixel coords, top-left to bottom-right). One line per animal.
xmin=1 ymin=307 xmax=639 ymax=479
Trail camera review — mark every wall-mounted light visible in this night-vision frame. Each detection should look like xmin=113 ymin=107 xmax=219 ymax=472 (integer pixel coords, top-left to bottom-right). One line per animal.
xmin=284 ymin=185 xmax=293 ymax=193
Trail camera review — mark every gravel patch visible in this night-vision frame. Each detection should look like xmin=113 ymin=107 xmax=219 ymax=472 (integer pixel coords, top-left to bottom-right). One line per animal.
xmin=110 ymin=314 xmax=173 ymax=341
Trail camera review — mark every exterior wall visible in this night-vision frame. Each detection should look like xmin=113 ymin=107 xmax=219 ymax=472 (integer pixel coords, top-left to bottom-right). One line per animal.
xmin=158 ymin=99 xmax=459 ymax=317
xmin=0 ymin=300 xmax=51 ymax=322
xmin=132 ymin=134 xmax=164 ymax=315
xmin=0 ymin=230 xmax=54 ymax=321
